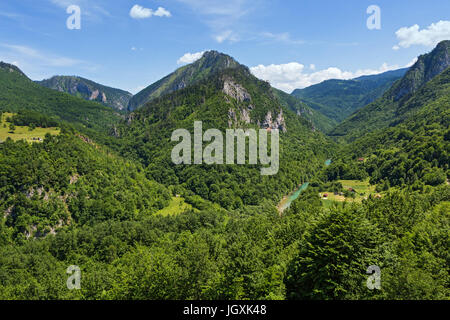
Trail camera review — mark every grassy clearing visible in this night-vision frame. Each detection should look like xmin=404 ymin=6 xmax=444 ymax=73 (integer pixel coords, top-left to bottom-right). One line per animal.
xmin=321 ymin=179 xmax=380 ymax=206
xmin=340 ymin=179 xmax=376 ymax=194
xmin=155 ymin=196 xmax=193 ymax=217
xmin=0 ymin=112 xmax=60 ymax=143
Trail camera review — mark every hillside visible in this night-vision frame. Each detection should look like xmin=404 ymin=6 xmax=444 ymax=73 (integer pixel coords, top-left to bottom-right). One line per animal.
xmin=0 ymin=112 xmax=60 ymax=143
xmin=0 ymin=62 xmax=28 ymax=78
xmin=0 ymin=62 xmax=121 ymax=136
xmin=343 ymin=67 xmax=450 ymax=188
xmin=0 ymin=131 xmax=171 ymax=242
xmin=291 ymin=68 xmax=407 ymax=123
xmin=127 ymin=51 xmax=242 ymax=111
xmin=331 ymin=40 xmax=450 ymax=141
xmin=37 ymin=76 xmax=132 ymax=111
xmin=272 ymin=87 xmax=337 ymax=133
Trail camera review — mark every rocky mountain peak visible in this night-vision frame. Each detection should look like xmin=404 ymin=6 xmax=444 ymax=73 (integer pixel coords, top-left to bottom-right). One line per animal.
xmin=392 ymin=40 xmax=450 ymax=101
xmin=0 ymin=61 xmax=28 ymax=79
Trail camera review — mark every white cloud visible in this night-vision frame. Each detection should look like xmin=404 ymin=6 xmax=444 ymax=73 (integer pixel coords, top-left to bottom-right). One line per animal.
xmin=177 ymin=51 xmax=205 ymax=64
xmin=393 ymin=20 xmax=450 ymax=49
xmin=405 ymin=57 xmax=418 ymax=67
xmin=130 ymin=5 xmax=171 ymax=19
xmin=0 ymin=11 xmax=23 ymax=20
xmin=309 ymin=64 xmax=316 ymax=70
xmin=250 ymin=62 xmax=402 ymax=93
xmin=0 ymin=43 xmax=97 ymax=79
xmin=50 ymin=0 xmax=111 ymax=21
xmin=214 ymin=30 xmax=239 ymax=43
xmin=176 ymin=0 xmax=258 ymax=44
xmin=153 ymin=7 xmax=172 ymax=17
xmin=1 ymin=44 xmax=83 ymax=67
xmin=175 ymin=0 xmax=251 ymax=18
xmin=261 ymin=32 xmax=304 ymax=45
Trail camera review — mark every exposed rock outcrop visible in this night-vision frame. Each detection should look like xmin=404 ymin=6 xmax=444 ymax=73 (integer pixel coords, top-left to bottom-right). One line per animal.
xmin=223 ymin=79 xmax=252 ymax=102
xmin=393 ymin=40 xmax=450 ymax=101
xmin=262 ymin=110 xmax=287 ymax=132
xmin=227 ymin=106 xmax=254 ymax=128
xmin=240 ymin=108 xmax=251 ymax=124
xmin=228 ymin=108 xmax=237 ymax=128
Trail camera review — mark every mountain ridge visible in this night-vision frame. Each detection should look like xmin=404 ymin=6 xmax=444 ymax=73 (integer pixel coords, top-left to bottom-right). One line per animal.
xmin=331 ymin=40 xmax=450 ymax=141
xmin=291 ymin=68 xmax=408 ymax=123
xmin=0 ymin=62 xmax=121 ymax=137
xmin=37 ymin=75 xmax=132 ymax=111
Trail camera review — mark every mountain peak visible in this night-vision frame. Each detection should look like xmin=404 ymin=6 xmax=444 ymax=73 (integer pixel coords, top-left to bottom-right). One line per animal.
xmin=201 ymin=50 xmax=222 ymax=58
xmin=391 ymin=39 xmax=450 ymax=101
xmin=0 ymin=61 xmax=28 ymax=79
xmin=201 ymin=50 xmax=237 ymax=62
xmin=435 ymin=39 xmax=450 ymax=50
xmin=128 ymin=51 xmax=245 ymax=111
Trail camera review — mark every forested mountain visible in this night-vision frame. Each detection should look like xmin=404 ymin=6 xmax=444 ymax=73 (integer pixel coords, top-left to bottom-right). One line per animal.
xmin=128 ymin=51 xmax=242 ymax=111
xmin=291 ymin=68 xmax=407 ymax=123
xmin=292 ymin=52 xmax=449 ymax=301
xmin=334 ymin=67 xmax=449 ymax=188
xmin=37 ymin=76 xmax=132 ymax=111
xmin=0 ymin=62 xmax=28 ymax=78
xmin=116 ymin=64 xmax=334 ymax=209
xmin=331 ymin=40 xmax=450 ymax=140
xmin=0 ymin=131 xmax=171 ymax=243
xmin=0 ymin=62 xmax=121 ymax=136
xmin=0 ymin=45 xmax=448 ymax=301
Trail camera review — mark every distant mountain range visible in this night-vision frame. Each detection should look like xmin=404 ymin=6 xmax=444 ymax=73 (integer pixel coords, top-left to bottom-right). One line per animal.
xmin=36 ymin=76 xmax=132 ymax=111
xmin=331 ymin=40 xmax=450 ymax=141
xmin=27 ymin=51 xmax=411 ymax=135
xmin=291 ymin=68 xmax=408 ymax=123
xmin=5 ymin=40 xmax=449 ymax=143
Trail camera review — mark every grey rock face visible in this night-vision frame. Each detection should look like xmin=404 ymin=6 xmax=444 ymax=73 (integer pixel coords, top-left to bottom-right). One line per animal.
xmin=36 ymin=76 xmax=132 ymax=110
xmin=393 ymin=40 xmax=450 ymax=101
xmin=240 ymin=108 xmax=251 ymax=124
xmin=262 ymin=110 xmax=287 ymax=132
xmin=223 ymin=79 xmax=252 ymax=102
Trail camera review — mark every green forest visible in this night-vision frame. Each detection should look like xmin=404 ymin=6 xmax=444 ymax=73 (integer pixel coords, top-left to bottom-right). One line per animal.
xmin=0 ymin=43 xmax=448 ymax=300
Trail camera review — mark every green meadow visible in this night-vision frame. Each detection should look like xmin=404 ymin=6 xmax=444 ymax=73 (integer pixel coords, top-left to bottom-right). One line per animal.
xmin=320 ymin=179 xmax=379 ymax=206
xmin=0 ymin=112 xmax=60 ymax=143
xmin=155 ymin=196 xmax=194 ymax=216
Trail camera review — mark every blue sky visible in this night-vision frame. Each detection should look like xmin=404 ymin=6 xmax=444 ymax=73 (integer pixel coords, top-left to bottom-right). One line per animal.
xmin=1 ymin=0 xmax=449 ymax=93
